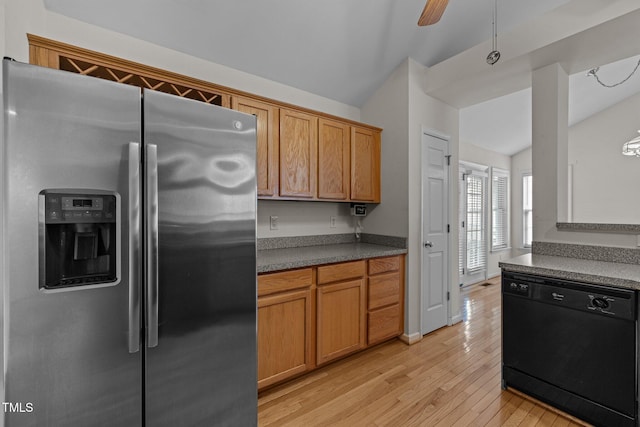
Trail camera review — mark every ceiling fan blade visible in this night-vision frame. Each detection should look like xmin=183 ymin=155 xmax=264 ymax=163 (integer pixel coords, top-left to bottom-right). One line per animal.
xmin=418 ymin=0 xmax=450 ymax=26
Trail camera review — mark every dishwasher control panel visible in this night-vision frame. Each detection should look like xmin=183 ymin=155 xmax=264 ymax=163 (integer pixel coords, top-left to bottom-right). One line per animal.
xmin=502 ymin=272 xmax=636 ymax=320
xmin=504 ymin=281 xmax=530 ymax=296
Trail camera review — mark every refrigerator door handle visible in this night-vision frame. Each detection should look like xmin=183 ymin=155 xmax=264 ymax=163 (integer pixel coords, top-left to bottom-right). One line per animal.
xmin=146 ymin=143 xmax=159 ymax=348
xmin=128 ymin=142 xmax=141 ymax=353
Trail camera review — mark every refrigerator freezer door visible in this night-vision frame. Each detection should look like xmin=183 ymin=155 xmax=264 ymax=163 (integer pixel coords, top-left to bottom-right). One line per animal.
xmin=143 ymin=89 xmax=257 ymax=426
xmin=2 ymin=61 xmax=143 ymax=426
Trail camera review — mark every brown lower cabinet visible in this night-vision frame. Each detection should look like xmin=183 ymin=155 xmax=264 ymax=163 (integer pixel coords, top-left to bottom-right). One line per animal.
xmin=316 ymin=261 xmax=367 ymax=365
xmin=257 ymin=268 xmax=314 ymax=390
xmin=257 ymin=254 xmax=405 ymax=391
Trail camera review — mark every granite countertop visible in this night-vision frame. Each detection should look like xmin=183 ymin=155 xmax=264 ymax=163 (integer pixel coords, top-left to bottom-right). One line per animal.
xmin=258 ymin=242 xmax=407 ymax=273
xmin=499 ymin=253 xmax=640 ymax=290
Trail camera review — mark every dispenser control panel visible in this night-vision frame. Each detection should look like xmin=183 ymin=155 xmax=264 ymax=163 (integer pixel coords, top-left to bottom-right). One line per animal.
xmin=45 ymin=194 xmax=116 ymax=224
xmin=39 ymin=189 xmax=120 ymax=290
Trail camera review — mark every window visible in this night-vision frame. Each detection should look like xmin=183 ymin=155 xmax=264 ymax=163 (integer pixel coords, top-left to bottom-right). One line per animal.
xmin=466 ymin=174 xmax=486 ymax=272
xmin=523 ymin=173 xmax=533 ymax=248
xmin=491 ymin=168 xmax=509 ymax=251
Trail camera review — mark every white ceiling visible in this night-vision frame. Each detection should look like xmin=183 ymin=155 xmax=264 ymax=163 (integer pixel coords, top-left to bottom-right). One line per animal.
xmin=43 ymin=0 xmax=640 ymax=156
xmin=460 ymin=54 xmax=640 ymax=156
xmin=43 ymin=0 xmax=568 ymax=106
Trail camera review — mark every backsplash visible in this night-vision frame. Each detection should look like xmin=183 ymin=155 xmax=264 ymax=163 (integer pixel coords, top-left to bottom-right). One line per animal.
xmin=257 ymin=200 xmax=354 ymax=238
xmin=258 ymin=233 xmax=407 ymax=250
xmin=532 ymin=241 xmax=640 ymax=265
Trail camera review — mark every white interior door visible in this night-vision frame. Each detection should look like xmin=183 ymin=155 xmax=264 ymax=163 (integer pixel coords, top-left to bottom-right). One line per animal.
xmin=421 ymin=131 xmax=449 ymax=335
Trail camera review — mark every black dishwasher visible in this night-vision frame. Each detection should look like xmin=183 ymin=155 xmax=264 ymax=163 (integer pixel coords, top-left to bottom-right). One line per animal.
xmin=502 ymin=272 xmax=638 ymax=427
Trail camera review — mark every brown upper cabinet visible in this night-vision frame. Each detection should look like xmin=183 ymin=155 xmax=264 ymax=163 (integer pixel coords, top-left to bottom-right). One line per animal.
xmin=318 ymin=118 xmax=350 ymax=200
xmin=351 ymin=126 xmax=381 ymax=202
xmin=279 ymin=109 xmax=318 ymax=198
xmin=28 ymin=34 xmax=382 ymax=203
xmin=231 ymin=97 xmax=279 ymax=197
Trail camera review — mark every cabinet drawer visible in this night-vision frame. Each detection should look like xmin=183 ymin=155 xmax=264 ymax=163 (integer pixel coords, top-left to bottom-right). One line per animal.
xmin=368 ymin=256 xmax=400 ymax=275
xmin=368 ymin=304 xmax=401 ymax=345
xmin=368 ymin=273 xmax=400 ymax=310
xmin=317 ymin=260 xmax=365 ymax=285
xmin=258 ymin=268 xmax=313 ymax=296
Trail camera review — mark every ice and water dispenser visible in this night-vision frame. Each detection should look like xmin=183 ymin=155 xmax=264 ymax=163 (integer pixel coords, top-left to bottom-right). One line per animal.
xmin=39 ymin=190 xmax=120 ymax=290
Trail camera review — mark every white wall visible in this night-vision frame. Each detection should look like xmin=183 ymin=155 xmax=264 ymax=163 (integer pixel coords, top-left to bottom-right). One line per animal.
xmin=362 ymin=58 xmax=460 ymax=341
xmin=408 ymin=59 xmax=460 ymax=327
xmin=507 ymin=90 xmax=640 ymax=257
xmin=360 ymin=61 xmax=410 ymax=239
xmin=511 ymin=147 xmax=532 ymax=257
xmin=569 ymin=91 xmax=640 ymax=224
xmin=459 ymin=142 xmax=512 ymax=278
xmin=257 ymin=201 xmax=355 ymax=237
xmin=533 ymin=63 xmax=639 ymax=248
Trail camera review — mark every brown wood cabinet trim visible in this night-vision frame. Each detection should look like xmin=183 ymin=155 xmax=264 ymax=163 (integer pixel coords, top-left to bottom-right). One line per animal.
xmin=27 ymin=34 xmax=382 ymax=132
xmin=28 ymin=34 xmax=232 ymax=108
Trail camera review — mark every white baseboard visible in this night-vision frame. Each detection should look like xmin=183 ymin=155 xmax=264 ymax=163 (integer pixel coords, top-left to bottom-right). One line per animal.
xmin=488 ymin=271 xmax=501 ymax=279
xmin=449 ymin=313 xmax=463 ymax=325
xmin=400 ymin=332 xmax=422 ymax=345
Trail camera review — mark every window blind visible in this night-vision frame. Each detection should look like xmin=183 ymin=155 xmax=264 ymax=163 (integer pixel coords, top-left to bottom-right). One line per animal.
xmin=491 ymin=168 xmax=509 ymax=251
xmin=458 ymin=175 xmax=466 ymax=276
xmin=466 ymin=174 xmax=486 ymax=273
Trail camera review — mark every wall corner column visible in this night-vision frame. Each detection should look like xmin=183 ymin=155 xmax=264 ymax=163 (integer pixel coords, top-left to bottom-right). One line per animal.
xmin=531 ymin=63 xmax=569 ymax=242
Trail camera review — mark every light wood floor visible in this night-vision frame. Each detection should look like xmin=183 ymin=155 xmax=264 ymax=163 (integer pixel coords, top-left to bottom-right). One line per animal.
xmin=258 ymin=276 xmax=589 ymax=426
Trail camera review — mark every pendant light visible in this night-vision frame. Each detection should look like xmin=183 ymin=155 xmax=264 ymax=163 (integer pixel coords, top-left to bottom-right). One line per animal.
xmin=587 ymin=58 xmax=640 ymax=88
xmin=622 ymin=131 xmax=640 ymax=157
xmin=486 ymin=0 xmax=500 ymax=65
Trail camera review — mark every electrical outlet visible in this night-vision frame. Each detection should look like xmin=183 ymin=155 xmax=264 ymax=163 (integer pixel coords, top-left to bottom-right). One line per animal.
xmin=330 ymin=216 xmax=336 ymax=228
xmin=270 ymin=215 xmax=279 ymax=230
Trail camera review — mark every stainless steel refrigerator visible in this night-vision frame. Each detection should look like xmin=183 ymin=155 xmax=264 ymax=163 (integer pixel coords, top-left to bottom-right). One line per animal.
xmin=0 ymin=59 xmax=257 ymax=426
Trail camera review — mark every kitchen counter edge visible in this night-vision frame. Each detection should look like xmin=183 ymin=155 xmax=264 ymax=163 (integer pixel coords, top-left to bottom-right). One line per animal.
xmin=499 ymin=253 xmax=640 ymax=291
xmin=257 ymin=243 xmax=407 ymax=274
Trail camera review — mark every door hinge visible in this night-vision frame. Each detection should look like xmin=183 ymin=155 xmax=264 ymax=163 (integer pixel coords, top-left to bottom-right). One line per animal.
xmin=447 ymin=291 xmax=450 ymax=301
xmin=447 ymin=224 xmax=450 ymax=233
xmin=445 ymin=155 xmax=451 ymax=166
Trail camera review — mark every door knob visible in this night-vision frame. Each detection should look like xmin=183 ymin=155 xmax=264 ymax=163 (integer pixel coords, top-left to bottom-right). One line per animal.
xmin=424 ymin=241 xmax=433 ymax=248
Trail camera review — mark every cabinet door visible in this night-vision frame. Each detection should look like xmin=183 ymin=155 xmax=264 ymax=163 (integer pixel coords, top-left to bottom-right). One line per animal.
xmin=351 ymin=126 xmax=381 ymax=202
xmin=258 ymin=289 xmax=313 ymax=390
xmin=317 ymin=279 xmax=366 ymax=365
xmin=231 ymin=96 xmax=279 ymax=197
xmin=279 ymin=109 xmax=318 ymax=198
xmin=318 ymin=118 xmax=350 ymax=200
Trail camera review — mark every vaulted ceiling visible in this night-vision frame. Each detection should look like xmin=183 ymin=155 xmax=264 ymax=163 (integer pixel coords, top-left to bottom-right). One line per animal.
xmin=43 ymin=0 xmax=569 ymax=106
xmin=43 ymin=0 xmax=640 ymax=155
